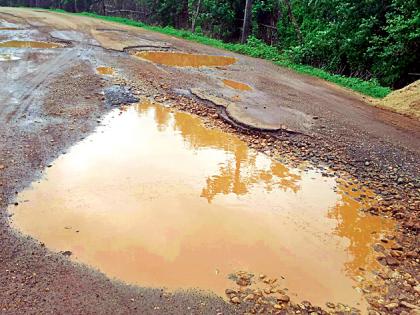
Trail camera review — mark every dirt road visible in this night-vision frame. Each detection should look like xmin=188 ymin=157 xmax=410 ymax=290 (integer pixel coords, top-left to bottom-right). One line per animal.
xmin=0 ymin=8 xmax=419 ymax=315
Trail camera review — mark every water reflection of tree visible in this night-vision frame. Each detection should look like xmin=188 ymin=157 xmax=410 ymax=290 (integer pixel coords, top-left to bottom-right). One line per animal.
xmin=136 ymin=101 xmax=301 ymax=203
xmin=328 ymin=184 xmax=394 ymax=278
xmin=136 ymin=102 xmax=396 ymax=285
xmin=200 ymin=155 xmax=301 ymax=203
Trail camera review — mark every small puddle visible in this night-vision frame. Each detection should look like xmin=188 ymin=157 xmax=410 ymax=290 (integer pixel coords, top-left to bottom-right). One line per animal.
xmin=0 ymin=53 xmax=20 ymax=61
xmin=96 ymin=66 xmax=114 ymax=75
xmin=0 ymin=27 xmax=19 ymax=31
xmin=0 ymin=40 xmax=64 ymax=49
xmin=223 ymin=79 xmax=252 ymax=91
xmin=135 ymin=51 xmax=237 ymax=67
xmin=9 ymin=100 xmax=394 ymax=311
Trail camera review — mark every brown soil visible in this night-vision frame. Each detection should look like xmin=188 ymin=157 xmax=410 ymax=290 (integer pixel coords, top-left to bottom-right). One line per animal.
xmin=0 ymin=7 xmax=419 ymax=315
xmin=372 ymin=80 xmax=420 ymax=119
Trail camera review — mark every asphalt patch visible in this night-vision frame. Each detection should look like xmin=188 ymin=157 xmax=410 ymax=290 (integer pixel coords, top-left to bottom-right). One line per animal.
xmin=104 ymin=85 xmax=139 ymax=107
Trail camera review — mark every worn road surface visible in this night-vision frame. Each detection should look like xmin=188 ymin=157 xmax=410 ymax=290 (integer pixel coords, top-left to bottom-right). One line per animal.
xmin=0 ymin=7 xmax=419 ymax=315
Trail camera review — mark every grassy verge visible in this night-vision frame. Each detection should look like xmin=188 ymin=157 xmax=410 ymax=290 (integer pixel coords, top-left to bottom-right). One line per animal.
xmin=49 ymin=9 xmax=391 ymax=98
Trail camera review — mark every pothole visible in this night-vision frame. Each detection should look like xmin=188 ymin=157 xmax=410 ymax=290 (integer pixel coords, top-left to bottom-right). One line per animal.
xmin=96 ymin=66 xmax=114 ymax=75
xmin=9 ymin=100 xmax=394 ymax=312
xmin=95 ymin=28 xmax=128 ymax=33
xmin=0 ymin=27 xmax=20 ymax=31
xmin=0 ymin=40 xmax=65 ymax=49
xmin=125 ymin=45 xmax=172 ymax=53
xmin=135 ymin=51 xmax=237 ymax=67
xmin=223 ymin=79 xmax=252 ymax=91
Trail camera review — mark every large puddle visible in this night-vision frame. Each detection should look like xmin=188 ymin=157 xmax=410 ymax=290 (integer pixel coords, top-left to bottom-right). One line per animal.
xmin=9 ymin=100 xmax=394 ymax=310
xmin=0 ymin=40 xmax=63 ymax=49
xmin=135 ymin=51 xmax=237 ymax=67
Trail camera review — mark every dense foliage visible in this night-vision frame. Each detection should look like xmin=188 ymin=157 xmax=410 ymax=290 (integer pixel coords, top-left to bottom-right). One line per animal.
xmin=1 ymin=0 xmax=419 ymax=89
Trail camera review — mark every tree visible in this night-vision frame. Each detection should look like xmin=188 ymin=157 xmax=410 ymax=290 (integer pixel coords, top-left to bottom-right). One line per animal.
xmin=3 ymin=0 xmax=419 ymax=88
xmin=191 ymin=0 xmax=201 ymax=33
xmin=241 ymin=0 xmax=252 ymax=43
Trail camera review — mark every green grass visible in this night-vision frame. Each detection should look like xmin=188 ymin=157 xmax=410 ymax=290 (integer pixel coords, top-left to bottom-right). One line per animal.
xmin=49 ymin=9 xmax=391 ymax=98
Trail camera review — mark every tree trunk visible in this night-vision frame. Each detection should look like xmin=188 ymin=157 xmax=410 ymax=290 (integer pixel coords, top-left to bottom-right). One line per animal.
xmin=191 ymin=0 xmax=201 ymax=33
xmin=241 ymin=0 xmax=253 ymax=44
xmin=282 ymin=0 xmax=302 ymax=43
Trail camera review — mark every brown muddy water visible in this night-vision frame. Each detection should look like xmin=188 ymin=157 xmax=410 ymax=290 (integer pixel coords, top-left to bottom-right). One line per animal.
xmin=135 ymin=51 xmax=237 ymax=67
xmin=0 ymin=40 xmax=63 ymax=49
xmin=223 ymin=79 xmax=252 ymax=91
xmin=0 ymin=27 xmax=19 ymax=31
xmin=96 ymin=66 xmax=114 ymax=75
xmin=9 ymin=100 xmax=394 ymax=310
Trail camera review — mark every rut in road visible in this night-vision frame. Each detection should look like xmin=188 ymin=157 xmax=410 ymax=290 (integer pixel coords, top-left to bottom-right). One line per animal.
xmin=1 ymin=47 xmax=79 ymax=123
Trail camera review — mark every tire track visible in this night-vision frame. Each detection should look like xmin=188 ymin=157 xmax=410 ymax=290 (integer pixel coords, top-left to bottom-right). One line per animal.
xmin=1 ymin=47 xmax=78 ymax=123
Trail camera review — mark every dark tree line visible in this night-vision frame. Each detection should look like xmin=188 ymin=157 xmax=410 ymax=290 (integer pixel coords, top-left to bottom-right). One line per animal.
xmin=1 ymin=0 xmax=419 ymax=88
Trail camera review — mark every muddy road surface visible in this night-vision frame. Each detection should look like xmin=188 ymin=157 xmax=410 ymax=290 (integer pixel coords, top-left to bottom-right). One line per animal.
xmin=0 ymin=8 xmax=419 ymax=315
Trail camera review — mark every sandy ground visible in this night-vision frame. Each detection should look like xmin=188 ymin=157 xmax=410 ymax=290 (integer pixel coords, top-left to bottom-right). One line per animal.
xmin=0 ymin=8 xmax=419 ymax=315
xmin=371 ymin=80 xmax=420 ymax=119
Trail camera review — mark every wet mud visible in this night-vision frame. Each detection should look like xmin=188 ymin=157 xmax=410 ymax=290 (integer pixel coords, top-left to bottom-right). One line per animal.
xmin=10 ymin=100 xmax=394 ymax=312
xmin=135 ymin=51 xmax=237 ymax=67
